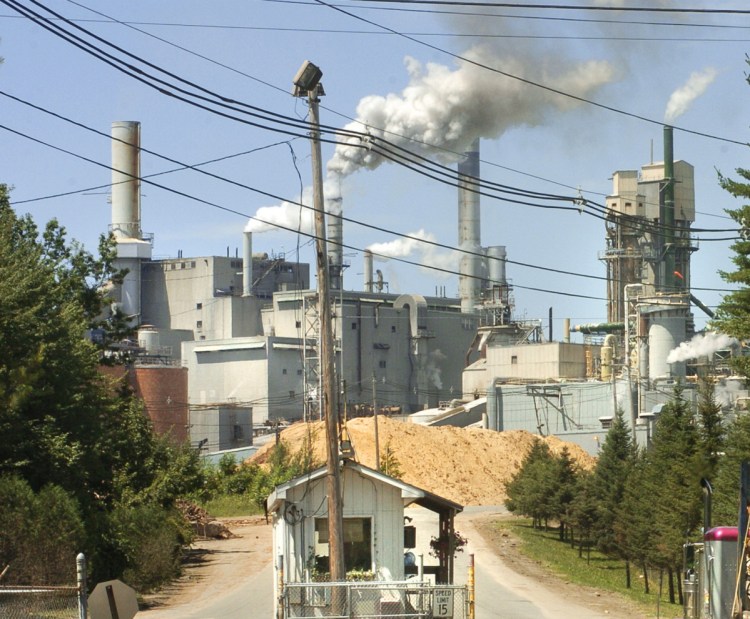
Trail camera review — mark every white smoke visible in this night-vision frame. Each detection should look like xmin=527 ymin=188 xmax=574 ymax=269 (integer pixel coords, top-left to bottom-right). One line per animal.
xmin=245 ymin=179 xmax=341 ymax=234
xmin=368 ymin=229 xmax=457 ymax=278
xmin=427 ymin=349 xmax=447 ymax=389
xmin=664 ymin=67 xmax=718 ymax=123
xmin=328 ymin=47 xmax=616 ymax=179
xmin=666 ymin=332 xmax=737 ymax=364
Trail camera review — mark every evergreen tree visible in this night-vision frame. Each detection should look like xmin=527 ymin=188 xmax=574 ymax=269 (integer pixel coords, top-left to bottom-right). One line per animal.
xmin=696 ymin=378 xmax=725 ymax=482
xmin=552 ymin=446 xmax=578 ymax=540
xmin=640 ymin=387 xmax=703 ymax=603
xmin=711 ymin=413 xmax=750 ymax=525
xmin=712 ymin=164 xmax=750 ymax=380
xmin=505 ymin=438 xmax=558 ymax=529
xmin=588 ymin=409 xmax=636 ymax=586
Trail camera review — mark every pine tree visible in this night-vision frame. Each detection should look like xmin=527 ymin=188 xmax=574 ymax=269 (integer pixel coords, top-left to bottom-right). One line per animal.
xmin=589 ymin=409 xmax=636 ymax=585
xmin=712 ymin=165 xmax=750 ymax=379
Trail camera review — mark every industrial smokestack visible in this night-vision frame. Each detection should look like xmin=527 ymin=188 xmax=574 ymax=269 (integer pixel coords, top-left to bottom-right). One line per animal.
xmin=327 ymin=196 xmax=343 ymax=290
xmin=486 ymin=245 xmax=507 ymax=286
xmin=110 ymin=121 xmax=151 ymax=325
xmin=243 ymin=231 xmax=253 ymax=297
xmin=363 ymin=249 xmax=373 ymax=293
xmin=458 ymin=139 xmax=481 ymax=313
xmin=111 ymin=121 xmax=142 ymax=240
xmin=663 ymin=125 xmax=677 ymax=291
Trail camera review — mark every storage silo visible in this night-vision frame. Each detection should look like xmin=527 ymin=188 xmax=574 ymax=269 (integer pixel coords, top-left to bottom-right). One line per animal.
xmin=648 ymin=314 xmax=686 ymax=380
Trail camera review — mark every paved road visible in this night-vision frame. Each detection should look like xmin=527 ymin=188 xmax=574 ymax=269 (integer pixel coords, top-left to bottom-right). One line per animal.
xmin=134 ymin=507 xmax=643 ymax=619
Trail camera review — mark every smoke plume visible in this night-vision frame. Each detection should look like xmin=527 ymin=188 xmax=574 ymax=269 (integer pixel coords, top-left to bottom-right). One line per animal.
xmin=328 ymin=47 xmax=615 ymax=179
xmin=368 ymin=229 xmax=457 ymax=277
xmin=666 ymin=332 xmax=737 ymax=364
xmin=664 ymin=67 xmax=718 ymax=123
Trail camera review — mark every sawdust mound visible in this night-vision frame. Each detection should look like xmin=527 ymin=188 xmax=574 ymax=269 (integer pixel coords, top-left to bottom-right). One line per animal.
xmin=248 ymin=417 xmax=595 ymax=506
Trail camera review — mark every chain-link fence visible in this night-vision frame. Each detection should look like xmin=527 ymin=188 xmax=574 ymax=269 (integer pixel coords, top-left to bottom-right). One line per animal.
xmin=0 ymin=585 xmax=80 ymax=619
xmin=282 ymin=581 xmax=469 ymax=619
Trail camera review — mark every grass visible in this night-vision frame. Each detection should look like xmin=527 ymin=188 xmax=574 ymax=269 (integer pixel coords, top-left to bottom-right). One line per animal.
xmin=199 ymin=494 xmax=262 ymax=518
xmin=494 ymin=518 xmax=682 ymax=618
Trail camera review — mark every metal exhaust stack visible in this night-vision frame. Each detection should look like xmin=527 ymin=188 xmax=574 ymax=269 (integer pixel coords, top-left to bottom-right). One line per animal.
xmin=243 ymin=231 xmax=253 ymax=297
xmin=327 ymin=196 xmax=343 ymax=290
xmin=363 ymin=249 xmax=373 ymax=293
xmin=458 ymin=139 xmax=481 ymax=313
xmin=663 ymin=125 xmax=677 ymax=291
xmin=111 ymin=121 xmax=141 ymax=240
xmin=110 ymin=121 xmax=151 ymax=324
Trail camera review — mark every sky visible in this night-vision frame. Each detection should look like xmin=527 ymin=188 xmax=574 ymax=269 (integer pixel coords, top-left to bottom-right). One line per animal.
xmin=1 ymin=0 xmax=749 ymax=337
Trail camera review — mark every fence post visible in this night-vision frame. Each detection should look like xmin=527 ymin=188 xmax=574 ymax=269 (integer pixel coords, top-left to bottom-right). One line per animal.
xmin=76 ymin=552 xmax=88 ymax=619
xmin=276 ymin=554 xmax=284 ymax=619
xmin=468 ymin=554 xmax=475 ymax=619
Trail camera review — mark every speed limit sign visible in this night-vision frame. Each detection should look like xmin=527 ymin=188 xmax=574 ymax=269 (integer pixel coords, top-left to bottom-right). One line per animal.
xmin=432 ymin=588 xmax=454 ymax=617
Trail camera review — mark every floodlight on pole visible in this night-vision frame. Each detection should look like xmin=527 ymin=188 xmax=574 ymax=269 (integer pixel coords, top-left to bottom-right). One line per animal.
xmin=292 ymin=60 xmax=345 ymax=584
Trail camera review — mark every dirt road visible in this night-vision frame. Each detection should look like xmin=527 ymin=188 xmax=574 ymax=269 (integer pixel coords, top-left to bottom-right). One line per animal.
xmin=135 ymin=511 xmax=655 ymax=619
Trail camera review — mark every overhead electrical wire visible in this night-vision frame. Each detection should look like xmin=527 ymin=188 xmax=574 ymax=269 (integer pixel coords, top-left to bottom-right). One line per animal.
xmin=2 ymin=121 xmax=614 ymax=300
xmin=310 ymin=0 xmax=750 ymax=147
xmin=345 ymin=1 xmax=750 ymax=16
xmin=2 ymin=86 xmax=740 ymax=296
xmin=9 ymin=0 xmax=742 ymax=239
xmin=4 ymin=2 xmax=741 ymax=246
xmin=1 ymin=108 xmax=737 ymax=297
xmin=266 ymin=0 xmax=750 ymax=31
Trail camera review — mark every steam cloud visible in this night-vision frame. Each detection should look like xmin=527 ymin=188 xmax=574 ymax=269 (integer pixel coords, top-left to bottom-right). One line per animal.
xmin=367 ymin=229 xmax=457 ymax=277
xmin=328 ymin=48 xmax=615 ymax=179
xmin=666 ymin=332 xmax=737 ymax=364
xmin=249 ymin=45 xmax=616 ymax=253
xmin=664 ymin=67 xmax=718 ymax=123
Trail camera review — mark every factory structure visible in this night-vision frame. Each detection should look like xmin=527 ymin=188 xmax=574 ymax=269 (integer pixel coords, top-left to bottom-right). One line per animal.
xmin=106 ymin=121 xmax=744 ymax=455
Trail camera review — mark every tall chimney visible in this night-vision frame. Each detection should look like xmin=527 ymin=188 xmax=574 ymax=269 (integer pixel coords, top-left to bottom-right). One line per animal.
xmin=110 ymin=121 xmax=151 ymax=325
xmin=243 ymin=231 xmax=253 ymax=297
xmin=327 ymin=196 xmax=343 ymax=290
xmin=458 ymin=139 xmax=481 ymax=313
xmin=662 ymin=125 xmax=677 ymax=291
xmin=363 ymin=249 xmax=373 ymax=293
xmin=111 ymin=121 xmax=142 ymax=240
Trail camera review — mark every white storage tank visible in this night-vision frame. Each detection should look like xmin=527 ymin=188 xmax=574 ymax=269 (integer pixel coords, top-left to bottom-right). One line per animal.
xmin=648 ymin=316 xmax=686 ymax=380
xmin=138 ymin=326 xmax=160 ymax=353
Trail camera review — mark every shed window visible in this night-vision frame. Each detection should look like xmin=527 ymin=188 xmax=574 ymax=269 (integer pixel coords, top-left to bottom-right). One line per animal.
xmin=314 ymin=517 xmax=372 ymax=573
xmin=511 ymin=355 xmax=518 ymax=365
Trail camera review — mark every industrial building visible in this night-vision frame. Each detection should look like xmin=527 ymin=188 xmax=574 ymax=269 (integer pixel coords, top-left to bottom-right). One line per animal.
xmin=105 ymin=121 xmax=744 ymax=455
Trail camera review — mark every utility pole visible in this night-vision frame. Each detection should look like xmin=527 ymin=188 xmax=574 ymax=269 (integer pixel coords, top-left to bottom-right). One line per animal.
xmin=293 ymin=61 xmax=345 ymax=583
xmin=372 ymin=372 xmax=380 ymax=471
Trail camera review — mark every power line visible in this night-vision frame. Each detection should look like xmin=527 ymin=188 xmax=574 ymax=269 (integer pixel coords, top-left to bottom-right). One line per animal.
xmin=346 ymin=1 xmax=750 ymax=16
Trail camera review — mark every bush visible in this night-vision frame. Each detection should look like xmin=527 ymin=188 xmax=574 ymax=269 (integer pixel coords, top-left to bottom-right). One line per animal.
xmin=0 ymin=475 xmax=85 ymax=585
xmin=96 ymin=503 xmax=192 ymax=592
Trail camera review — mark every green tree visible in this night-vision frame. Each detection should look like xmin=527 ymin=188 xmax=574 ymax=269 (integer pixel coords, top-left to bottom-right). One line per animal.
xmin=505 ymin=439 xmax=558 ymax=529
xmin=590 ymin=409 xmax=636 ymax=586
xmin=0 ymin=186 xmax=203 ymax=588
xmin=639 ymin=387 xmax=702 ymax=603
xmin=712 ymin=165 xmax=750 ymax=380
xmin=712 ymin=413 xmax=750 ymax=525
xmin=551 ymin=446 xmax=578 ymax=541
xmin=696 ymin=378 xmax=725 ymax=482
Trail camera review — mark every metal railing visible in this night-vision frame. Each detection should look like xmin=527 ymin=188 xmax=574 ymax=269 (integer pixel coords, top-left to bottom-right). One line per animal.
xmin=282 ymin=581 xmax=468 ymax=619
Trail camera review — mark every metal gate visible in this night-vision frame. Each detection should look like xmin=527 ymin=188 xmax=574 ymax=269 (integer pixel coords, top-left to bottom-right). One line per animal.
xmin=282 ymin=581 xmax=469 ymax=619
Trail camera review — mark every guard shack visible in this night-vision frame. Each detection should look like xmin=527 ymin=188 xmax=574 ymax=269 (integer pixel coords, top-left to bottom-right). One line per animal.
xmin=267 ymin=460 xmax=466 ymax=618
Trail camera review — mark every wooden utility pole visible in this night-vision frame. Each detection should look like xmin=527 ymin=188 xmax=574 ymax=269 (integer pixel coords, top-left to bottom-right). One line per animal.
xmin=372 ymin=372 xmax=380 ymax=471
xmin=305 ymin=75 xmax=346 ymax=583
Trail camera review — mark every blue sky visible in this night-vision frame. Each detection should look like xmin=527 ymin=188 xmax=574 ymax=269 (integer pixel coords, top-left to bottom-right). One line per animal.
xmin=1 ymin=0 xmax=748 ymax=335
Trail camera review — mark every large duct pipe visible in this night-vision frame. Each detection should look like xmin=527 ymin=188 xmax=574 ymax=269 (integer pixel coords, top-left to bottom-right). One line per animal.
xmin=458 ymin=139 xmax=481 ymax=313
xmin=486 ymin=245 xmax=507 ymax=286
xmin=663 ymin=126 xmax=677 ymax=291
xmin=363 ymin=250 xmax=373 ymax=293
xmin=111 ymin=121 xmax=142 ymax=240
xmin=327 ymin=196 xmax=343 ymax=290
xmin=243 ymin=231 xmax=253 ymax=297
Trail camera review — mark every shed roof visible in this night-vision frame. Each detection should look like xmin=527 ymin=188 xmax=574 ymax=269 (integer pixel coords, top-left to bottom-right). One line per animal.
xmin=267 ymin=460 xmax=463 ymax=516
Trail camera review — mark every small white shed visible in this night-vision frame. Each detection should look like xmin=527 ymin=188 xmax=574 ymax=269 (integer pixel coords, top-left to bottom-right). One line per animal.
xmin=267 ymin=460 xmax=462 ymax=588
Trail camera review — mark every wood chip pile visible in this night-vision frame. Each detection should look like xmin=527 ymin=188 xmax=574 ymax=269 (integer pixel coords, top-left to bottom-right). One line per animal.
xmin=248 ymin=417 xmax=596 ymax=506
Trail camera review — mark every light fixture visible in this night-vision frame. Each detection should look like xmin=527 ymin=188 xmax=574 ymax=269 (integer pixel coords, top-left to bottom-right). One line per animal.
xmin=292 ymin=60 xmax=324 ymax=97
